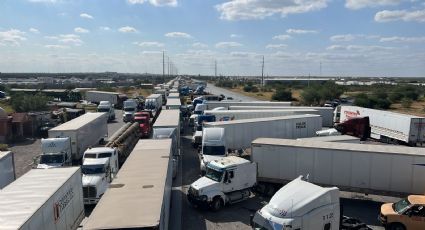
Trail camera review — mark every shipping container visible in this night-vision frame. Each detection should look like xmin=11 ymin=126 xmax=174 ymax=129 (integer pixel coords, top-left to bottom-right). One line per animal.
xmin=205 ymin=101 xmax=292 ymax=110
xmin=0 ymin=151 xmax=15 ymax=189
xmin=49 ymin=113 xmax=108 ymax=162
xmin=204 ymin=114 xmax=321 ymax=150
xmin=336 ymin=105 xmax=425 ymax=145
xmin=83 ymin=139 xmax=173 ymax=230
xmin=204 ymin=109 xmax=319 ymax=121
xmin=229 ymin=106 xmax=335 ymax=127
xmin=0 ymin=167 xmax=84 ymax=230
xmin=251 ymin=138 xmax=425 ymax=196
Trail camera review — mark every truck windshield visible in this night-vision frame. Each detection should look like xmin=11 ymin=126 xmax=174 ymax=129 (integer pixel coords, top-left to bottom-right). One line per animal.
xmin=40 ymin=154 xmax=64 ymax=164
xmin=99 ymin=152 xmax=112 ymax=158
xmin=124 ymin=107 xmax=135 ymax=112
xmin=84 ymin=153 xmax=97 ymax=158
xmin=393 ymin=198 xmax=412 ymax=214
xmin=202 ymin=146 xmax=226 ymax=156
xmin=97 ymin=108 xmax=110 ymax=113
xmin=82 ymin=164 xmax=105 ymax=175
xmin=205 ymin=167 xmax=223 ymax=182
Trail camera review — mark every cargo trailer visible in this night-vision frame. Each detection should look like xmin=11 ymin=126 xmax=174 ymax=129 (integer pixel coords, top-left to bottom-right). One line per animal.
xmin=0 ymin=151 xmax=15 ymax=189
xmin=203 ymin=109 xmax=319 ymax=121
xmin=0 ymin=167 xmax=84 ymax=230
xmin=229 ymin=105 xmax=335 ymax=127
xmin=251 ymin=138 xmax=425 ymax=196
xmin=83 ymin=139 xmax=173 ymax=230
xmin=205 ymin=101 xmax=291 ymax=110
xmin=85 ymin=91 xmax=121 ymax=107
xmin=335 ymin=105 xmax=425 ymax=145
xmin=145 ymin=94 xmax=163 ymax=111
xmin=168 ymin=92 xmax=180 ymax=99
xmin=153 ymin=109 xmax=181 ymax=149
xmin=166 ymin=98 xmax=181 ymax=110
xmin=297 ymin=135 xmax=361 ymax=143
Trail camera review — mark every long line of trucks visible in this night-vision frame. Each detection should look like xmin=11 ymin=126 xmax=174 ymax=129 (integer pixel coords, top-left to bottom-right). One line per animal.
xmin=205 ymin=101 xmax=292 ymax=110
xmin=38 ymin=113 xmax=108 ymax=168
xmin=0 ymin=167 xmax=84 ymax=230
xmin=84 ymin=139 xmax=173 ymax=230
xmin=199 ymin=114 xmax=322 ymax=173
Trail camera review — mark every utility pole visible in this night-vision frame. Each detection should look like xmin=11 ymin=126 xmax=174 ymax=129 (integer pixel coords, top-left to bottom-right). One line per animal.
xmin=162 ymin=51 xmax=165 ymax=83
xmin=261 ymin=55 xmax=265 ymax=86
xmin=168 ymin=56 xmax=170 ymax=77
xmin=214 ymin=60 xmax=217 ymax=78
xmin=320 ymin=61 xmax=322 ymax=77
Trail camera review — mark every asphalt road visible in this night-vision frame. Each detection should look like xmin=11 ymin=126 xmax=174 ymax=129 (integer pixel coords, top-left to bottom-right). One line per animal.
xmin=205 ymin=84 xmax=259 ymax=102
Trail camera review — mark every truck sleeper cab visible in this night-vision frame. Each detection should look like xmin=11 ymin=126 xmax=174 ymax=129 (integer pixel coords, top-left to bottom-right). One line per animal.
xmin=82 ymin=157 xmax=112 ymax=205
xmin=188 ymin=156 xmax=256 ymax=211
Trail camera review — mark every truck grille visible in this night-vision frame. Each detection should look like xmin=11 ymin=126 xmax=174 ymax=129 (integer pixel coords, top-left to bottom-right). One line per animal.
xmin=83 ymin=186 xmax=97 ymax=198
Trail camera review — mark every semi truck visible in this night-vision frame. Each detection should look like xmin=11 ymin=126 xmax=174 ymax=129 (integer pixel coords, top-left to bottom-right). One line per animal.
xmin=97 ymin=101 xmax=115 ymax=121
xmin=205 ymin=101 xmax=292 ymax=110
xmin=145 ymin=94 xmax=163 ymax=115
xmin=0 ymin=151 xmax=15 ymax=189
xmin=81 ymin=147 xmax=119 ymax=205
xmin=229 ymin=106 xmax=335 ymax=127
xmin=335 ymin=105 xmax=425 ymax=145
xmin=83 ymin=139 xmax=173 ymax=230
xmin=251 ymin=176 xmax=370 ymax=230
xmin=85 ymin=91 xmax=122 ymax=108
xmin=122 ymin=99 xmax=138 ymax=122
xmin=0 ymin=167 xmax=84 ymax=230
xmin=203 ymin=109 xmax=320 ymax=121
xmin=199 ymin=115 xmax=322 ymax=173
xmin=38 ymin=113 xmax=108 ymax=168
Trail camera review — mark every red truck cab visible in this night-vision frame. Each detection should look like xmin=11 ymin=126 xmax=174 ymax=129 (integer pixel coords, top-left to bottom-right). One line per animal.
xmin=134 ymin=112 xmax=151 ymax=138
xmin=335 ymin=116 xmax=371 ymax=141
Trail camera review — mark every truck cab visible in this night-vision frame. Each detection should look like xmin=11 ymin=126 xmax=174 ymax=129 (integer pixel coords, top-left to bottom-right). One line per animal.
xmin=123 ymin=99 xmax=138 ymax=122
xmin=83 ymin=147 xmax=119 ymax=175
xmin=251 ymin=176 xmax=340 ymax=230
xmin=134 ymin=112 xmax=152 ymax=138
xmin=37 ymin=138 xmax=72 ymax=169
xmin=380 ymin=195 xmax=425 ymax=230
xmin=199 ymin=127 xmax=227 ymax=174
xmin=188 ymin=156 xmax=256 ymax=211
xmin=97 ymin=101 xmax=115 ymax=122
xmin=81 ymin=157 xmax=112 ymax=205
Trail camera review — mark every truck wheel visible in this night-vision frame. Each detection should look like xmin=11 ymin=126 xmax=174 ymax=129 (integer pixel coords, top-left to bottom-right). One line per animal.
xmin=211 ymin=197 xmax=223 ymax=211
xmin=390 ymin=223 xmax=405 ymax=230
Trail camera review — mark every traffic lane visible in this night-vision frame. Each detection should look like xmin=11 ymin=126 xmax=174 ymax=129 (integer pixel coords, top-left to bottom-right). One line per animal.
xmin=205 ymin=84 xmax=259 ymax=102
xmin=107 ymin=110 xmax=125 ymax=137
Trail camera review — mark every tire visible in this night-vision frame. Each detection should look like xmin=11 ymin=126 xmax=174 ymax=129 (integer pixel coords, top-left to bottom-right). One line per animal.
xmin=390 ymin=223 xmax=406 ymax=230
xmin=211 ymin=197 xmax=223 ymax=211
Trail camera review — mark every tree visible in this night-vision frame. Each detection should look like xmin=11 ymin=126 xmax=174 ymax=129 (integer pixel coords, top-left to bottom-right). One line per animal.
xmin=301 ymin=88 xmax=321 ymax=105
xmin=272 ymin=88 xmax=292 ymax=101
xmin=11 ymin=93 xmax=50 ymax=112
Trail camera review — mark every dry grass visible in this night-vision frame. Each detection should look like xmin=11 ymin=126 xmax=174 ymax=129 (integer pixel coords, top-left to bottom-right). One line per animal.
xmin=117 ymin=88 xmax=153 ymax=98
xmin=228 ymin=86 xmax=274 ymax=101
xmin=0 ymin=100 xmax=14 ymax=114
xmin=390 ymin=99 xmax=425 ymax=116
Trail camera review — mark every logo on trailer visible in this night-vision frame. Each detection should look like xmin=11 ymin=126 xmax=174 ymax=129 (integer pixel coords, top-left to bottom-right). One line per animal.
xmin=296 ymin=122 xmax=306 ymax=129
xmin=53 ymin=188 xmax=74 ymax=222
xmin=48 ymin=142 xmax=56 ymax=148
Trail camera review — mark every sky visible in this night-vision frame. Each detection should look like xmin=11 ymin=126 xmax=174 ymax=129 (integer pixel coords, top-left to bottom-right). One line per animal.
xmin=0 ymin=0 xmax=424 ymax=77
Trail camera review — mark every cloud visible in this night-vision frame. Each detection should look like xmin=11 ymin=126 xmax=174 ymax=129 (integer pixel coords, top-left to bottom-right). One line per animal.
xmin=80 ymin=13 xmax=94 ymax=19
xmin=141 ymin=50 xmax=163 ymax=55
xmin=326 ymin=44 xmax=397 ymax=52
xmin=215 ymin=0 xmax=329 ymax=20
xmin=134 ymin=41 xmax=164 ymax=47
xmin=165 ymin=32 xmax=192 ymax=38
xmin=380 ymin=36 xmax=425 ymax=42
xmin=230 ymin=34 xmax=243 ymax=38
xmin=0 ymin=29 xmax=27 ymax=46
xmin=45 ymin=34 xmax=83 ymax=46
xmin=286 ymin=29 xmax=318 ymax=34
xmin=330 ymin=34 xmax=356 ymax=42
xmin=29 ymin=28 xmax=40 ymax=34
xmin=74 ymin=27 xmax=89 ymax=33
xmin=345 ymin=0 xmax=402 ymax=10
xmin=272 ymin=34 xmax=291 ymax=40
xmin=127 ymin=0 xmax=177 ymax=7
xmin=266 ymin=44 xmax=287 ymax=49
xmin=27 ymin=0 xmax=59 ymax=3
xmin=230 ymin=51 xmax=260 ymax=58
xmin=100 ymin=26 xmax=111 ymax=31
xmin=215 ymin=42 xmax=243 ymax=48
xmin=192 ymin=42 xmax=208 ymax=48
xmin=375 ymin=9 xmax=425 ymax=22
xmin=44 ymin=44 xmax=70 ymax=49
xmin=118 ymin=26 xmax=138 ymax=33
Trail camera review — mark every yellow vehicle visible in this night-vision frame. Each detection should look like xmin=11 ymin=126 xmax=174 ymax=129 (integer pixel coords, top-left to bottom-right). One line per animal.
xmin=379 ymin=195 xmax=425 ymax=230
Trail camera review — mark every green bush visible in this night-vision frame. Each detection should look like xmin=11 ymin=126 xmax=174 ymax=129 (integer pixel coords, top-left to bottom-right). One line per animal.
xmin=243 ymin=85 xmax=253 ymax=92
xmin=251 ymin=86 xmax=259 ymax=93
xmin=11 ymin=93 xmax=51 ymax=112
xmin=272 ymin=88 xmax=292 ymax=101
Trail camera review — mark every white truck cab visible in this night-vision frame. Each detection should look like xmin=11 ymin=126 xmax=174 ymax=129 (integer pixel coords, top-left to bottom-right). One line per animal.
xmin=188 ymin=156 xmax=256 ymax=211
xmin=123 ymin=99 xmax=138 ymax=122
xmin=199 ymin=127 xmax=227 ymax=174
xmin=251 ymin=176 xmax=340 ymax=230
xmin=37 ymin=138 xmax=72 ymax=169
xmin=81 ymin=147 xmax=119 ymax=205
xmin=97 ymin=101 xmax=115 ymax=121
xmin=81 ymin=157 xmax=112 ymax=205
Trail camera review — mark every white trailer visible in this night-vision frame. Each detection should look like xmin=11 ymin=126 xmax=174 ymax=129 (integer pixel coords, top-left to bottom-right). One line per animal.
xmin=205 ymin=101 xmax=291 ymax=110
xmin=145 ymin=93 xmax=163 ymax=111
xmin=166 ymin=98 xmax=181 ymax=110
xmin=0 ymin=151 xmax=15 ymax=189
xmin=83 ymin=139 xmax=173 ymax=230
xmin=48 ymin=113 xmax=108 ymax=163
xmin=204 ymin=114 xmax=322 ymax=150
xmin=297 ymin=135 xmax=361 ymax=143
xmin=251 ymin=138 xmax=425 ymax=196
xmin=85 ymin=91 xmax=120 ymax=105
xmin=335 ymin=105 xmax=425 ymax=145
xmin=203 ymin=109 xmax=319 ymax=121
xmin=168 ymin=92 xmax=180 ymax=99
xmin=0 ymin=167 xmax=84 ymax=230
xmin=153 ymin=109 xmax=181 ymax=150
xmin=229 ymin=105 xmax=335 ymax=127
